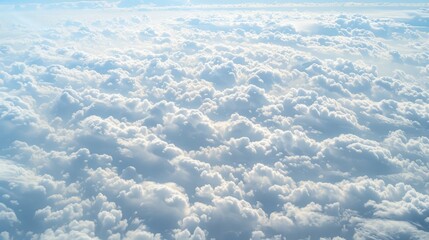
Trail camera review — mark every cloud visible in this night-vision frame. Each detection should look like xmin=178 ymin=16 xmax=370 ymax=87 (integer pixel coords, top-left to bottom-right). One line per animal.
xmin=0 ymin=2 xmax=428 ymax=239
xmin=352 ymin=218 xmax=429 ymax=240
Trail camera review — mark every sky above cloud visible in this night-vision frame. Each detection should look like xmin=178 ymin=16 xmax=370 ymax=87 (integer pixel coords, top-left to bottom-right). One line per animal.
xmin=0 ymin=1 xmax=429 ymax=240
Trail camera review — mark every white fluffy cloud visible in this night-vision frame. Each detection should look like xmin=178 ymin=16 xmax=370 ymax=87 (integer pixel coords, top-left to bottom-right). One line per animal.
xmin=0 ymin=1 xmax=428 ymax=239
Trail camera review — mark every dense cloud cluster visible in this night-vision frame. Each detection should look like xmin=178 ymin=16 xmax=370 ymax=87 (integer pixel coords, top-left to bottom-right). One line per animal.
xmin=0 ymin=2 xmax=429 ymax=239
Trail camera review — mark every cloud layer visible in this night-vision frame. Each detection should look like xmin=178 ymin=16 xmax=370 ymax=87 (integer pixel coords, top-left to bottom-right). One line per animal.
xmin=0 ymin=2 xmax=428 ymax=239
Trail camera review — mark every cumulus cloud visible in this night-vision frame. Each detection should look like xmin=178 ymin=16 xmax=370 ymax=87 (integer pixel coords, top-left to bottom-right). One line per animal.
xmin=0 ymin=1 xmax=428 ymax=239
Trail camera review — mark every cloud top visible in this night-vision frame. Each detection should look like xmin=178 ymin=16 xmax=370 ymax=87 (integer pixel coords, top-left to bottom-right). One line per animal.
xmin=0 ymin=2 xmax=428 ymax=240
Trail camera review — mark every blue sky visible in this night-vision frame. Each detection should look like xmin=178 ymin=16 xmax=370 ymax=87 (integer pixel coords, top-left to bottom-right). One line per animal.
xmin=1 ymin=0 xmax=429 ymax=4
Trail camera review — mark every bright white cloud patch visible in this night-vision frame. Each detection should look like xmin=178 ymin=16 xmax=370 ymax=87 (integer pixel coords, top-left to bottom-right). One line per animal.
xmin=0 ymin=1 xmax=429 ymax=239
